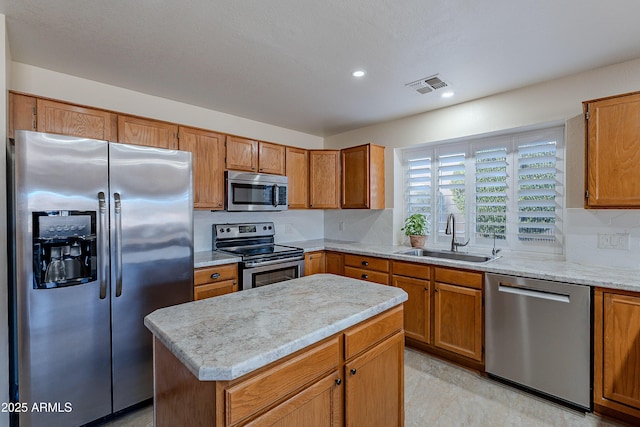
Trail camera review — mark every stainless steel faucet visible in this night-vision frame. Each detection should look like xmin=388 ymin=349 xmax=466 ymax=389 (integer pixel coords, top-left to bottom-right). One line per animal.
xmin=445 ymin=213 xmax=469 ymax=252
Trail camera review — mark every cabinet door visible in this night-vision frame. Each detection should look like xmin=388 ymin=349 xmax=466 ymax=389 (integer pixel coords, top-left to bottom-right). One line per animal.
xmin=9 ymin=92 xmax=37 ymax=138
xmin=325 ymin=252 xmax=344 ymax=276
xmin=309 ymin=150 xmax=340 ymax=209
xmin=117 ymin=115 xmax=178 ymax=149
xmin=244 ymin=372 xmax=343 ymax=427
xmin=259 ymin=141 xmax=286 ymax=175
xmin=194 ymin=279 xmax=238 ymax=301
xmin=345 ymin=332 xmax=403 ymax=427
xmin=37 ymin=99 xmax=116 ymax=140
xmin=178 ymin=127 xmax=225 ymax=209
xmin=341 ymin=144 xmax=385 ymax=209
xmin=286 ymin=147 xmax=309 ymax=208
xmin=226 ymin=135 xmax=258 ymax=172
xmin=602 ymin=292 xmax=640 ymax=409
xmin=585 ymin=92 xmax=640 ymax=207
xmin=305 ymin=251 xmax=326 ymax=276
xmin=433 ymin=282 xmax=483 ymax=361
xmin=392 ymin=275 xmax=430 ymax=344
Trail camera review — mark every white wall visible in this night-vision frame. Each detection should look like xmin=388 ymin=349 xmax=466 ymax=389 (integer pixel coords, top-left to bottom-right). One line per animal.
xmin=324 ymin=58 xmax=640 ymax=258
xmin=1 ymin=14 xmax=10 ymax=427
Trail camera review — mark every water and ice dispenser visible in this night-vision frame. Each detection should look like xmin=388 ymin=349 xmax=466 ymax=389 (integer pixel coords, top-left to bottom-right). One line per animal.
xmin=32 ymin=211 xmax=97 ymax=289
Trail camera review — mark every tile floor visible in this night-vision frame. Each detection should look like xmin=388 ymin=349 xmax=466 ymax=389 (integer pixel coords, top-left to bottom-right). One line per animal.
xmin=101 ymin=348 xmax=623 ymax=427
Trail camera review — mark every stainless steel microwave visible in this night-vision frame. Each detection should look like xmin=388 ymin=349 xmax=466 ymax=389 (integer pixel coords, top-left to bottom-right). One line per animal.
xmin=225 ymin=171 xmax=288 ymax=211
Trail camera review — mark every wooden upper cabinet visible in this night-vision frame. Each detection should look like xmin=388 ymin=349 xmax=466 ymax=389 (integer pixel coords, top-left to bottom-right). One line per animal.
xmin=117 ymin=115 xmax=178 ymax=149
xmin=178 ymin=127 xmax=226 ymax=210
xmin=226 ymin=135 xmax=258 ymax=172
xmin=36 ymin=98 xmax=116 ymax=141
xmin=286 ymin=147 xmax=309 ymax=208
xmin=341 ymin=143 xmax=385 ymax=209
xmin=9 ymin=92 xmax=37 ymax=138
xmin=309 ymin=150 xmax=340 ymax=209
xmin=585 ymin=91 xmax=640 ymax=208
xmin=259 ymin=141 xmax=286 ymax=175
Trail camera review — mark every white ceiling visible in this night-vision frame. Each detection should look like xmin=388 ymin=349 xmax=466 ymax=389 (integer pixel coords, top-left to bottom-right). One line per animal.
xmin=2 ymin=1 xmax=640 ymax=137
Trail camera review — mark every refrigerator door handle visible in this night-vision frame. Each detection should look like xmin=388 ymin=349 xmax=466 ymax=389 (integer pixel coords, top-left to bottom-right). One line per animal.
xmin=98 ymin=191 xmax=108 ymax=299
xmin=114 ymin=192 xmax=123 ymax=297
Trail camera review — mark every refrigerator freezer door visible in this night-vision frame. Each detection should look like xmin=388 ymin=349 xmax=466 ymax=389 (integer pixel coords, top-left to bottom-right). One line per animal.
xmin=13 ymin=131 xmax=112 ymax=427
xmin=108 ymin=143 xmax=193 ymax=411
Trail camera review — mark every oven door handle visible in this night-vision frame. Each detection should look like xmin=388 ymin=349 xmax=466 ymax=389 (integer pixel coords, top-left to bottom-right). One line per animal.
xmin=244 ymin=256 xmax=304 ymax=268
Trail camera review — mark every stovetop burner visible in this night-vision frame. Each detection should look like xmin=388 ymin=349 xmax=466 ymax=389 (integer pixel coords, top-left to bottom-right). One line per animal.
xmin=213 ymin=222 xmax=304 ymax=264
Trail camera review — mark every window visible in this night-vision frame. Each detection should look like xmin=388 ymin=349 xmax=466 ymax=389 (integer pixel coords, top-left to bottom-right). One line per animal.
xmin=403 ymin=126 xmax=564 ymax=254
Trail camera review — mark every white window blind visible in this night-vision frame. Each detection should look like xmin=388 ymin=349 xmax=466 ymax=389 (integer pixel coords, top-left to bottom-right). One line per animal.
xmin=437 ymin=152 xmax=466 ymax=239
xmin=517 ymin=140 xmax=558 ymax=242
xmin=474 ymin=147 xmax=507 ymax=240
xmin=406 ymin=157 xmax=432 ymax=228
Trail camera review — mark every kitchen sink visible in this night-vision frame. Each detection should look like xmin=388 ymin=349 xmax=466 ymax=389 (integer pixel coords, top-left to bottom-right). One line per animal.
xmin=395 ymin=248 xmax=498 ymax=263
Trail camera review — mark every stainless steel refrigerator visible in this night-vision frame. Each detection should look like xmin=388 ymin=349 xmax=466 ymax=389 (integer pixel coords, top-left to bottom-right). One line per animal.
xmin=7 ymin=131 xmax=194 ymax=427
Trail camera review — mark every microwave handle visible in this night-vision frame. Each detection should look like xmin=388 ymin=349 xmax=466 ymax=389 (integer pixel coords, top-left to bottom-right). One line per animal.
xmin=273 ymin=184 xmax=279 ymax=207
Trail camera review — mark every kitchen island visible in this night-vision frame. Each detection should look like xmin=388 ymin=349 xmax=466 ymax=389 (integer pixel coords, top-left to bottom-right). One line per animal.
xmin=145 ymin=274 xmax=408 ymax=426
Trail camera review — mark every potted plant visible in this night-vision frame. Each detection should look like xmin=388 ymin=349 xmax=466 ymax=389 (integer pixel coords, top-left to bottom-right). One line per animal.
xmin=401 ymin=214 xmax=429 ymax=247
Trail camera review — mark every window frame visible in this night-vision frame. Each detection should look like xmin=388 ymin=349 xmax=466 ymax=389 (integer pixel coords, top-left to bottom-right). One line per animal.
xmin=402 ymin=125 xmax=565 ymax=255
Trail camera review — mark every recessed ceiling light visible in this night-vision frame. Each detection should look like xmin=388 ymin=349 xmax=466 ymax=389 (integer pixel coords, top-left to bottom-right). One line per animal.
xmin=441 ymin=91 xmax=454 ymax=98
xmin=352 ymin=70 xmax=366 ymax=78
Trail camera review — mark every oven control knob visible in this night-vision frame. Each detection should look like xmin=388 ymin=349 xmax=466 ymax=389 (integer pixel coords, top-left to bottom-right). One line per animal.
xmin=219 ymin=228 xmax=224 ymax=233
xmin=263 ymin=226 xmax=267 ymax=230
xmin=268 ymin=226 xmax=272 ymax=230
xmin=226 ymin=228 xmax=231 ymax=232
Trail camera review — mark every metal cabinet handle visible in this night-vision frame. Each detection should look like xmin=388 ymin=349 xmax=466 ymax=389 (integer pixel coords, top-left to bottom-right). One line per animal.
xmin=97 ymin=192 xmax=108 ymax=299
xmin=350 ymin=368 xmax=357 ymax=375
xmin=210 ymin=273 xmax=221 ymax=280
xmin=114 ymin=192 xmax=123 ymax=297
xmin=335 ymin=378 xmax=342 ymax=385
xmin=361 ymin=261 xmax=369 ymax=266
xmin=361 ymin=274 xmax=368 ymax=279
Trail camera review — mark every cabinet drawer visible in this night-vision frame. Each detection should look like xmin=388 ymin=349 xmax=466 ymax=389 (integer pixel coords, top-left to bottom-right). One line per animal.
xmin=194 ymin=264 xmax=237 ymax=285
xmin=434 ymin=267 xmax=482 ymax=290
xmin=392 ymin=261 xmax=431 ymax=280
xmin=344 ymin=254 xmax=389 ymax=272
xmin=344 ymin=306 xmax=403 ymax=359
xmin=194 ymin=280 xmax=237 ymax=300
xmin=226 ymin=337 xmax=340 ymax=426
xmin=344 ymin=266 xmax=390 ymax=285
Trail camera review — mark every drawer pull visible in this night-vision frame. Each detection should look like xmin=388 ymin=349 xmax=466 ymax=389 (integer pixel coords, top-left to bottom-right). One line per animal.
xmin=361 ymin=274 xmax=368 ymax=279
xmin=350 ymin=368 xmax=357 ymax=375
xmin=210 ymin=273 xmax=220 ymax=280
xmin=335 ymin=378 xmax=342 ymax=385
xmin=361 ymin=261 xmax=369 ymax=266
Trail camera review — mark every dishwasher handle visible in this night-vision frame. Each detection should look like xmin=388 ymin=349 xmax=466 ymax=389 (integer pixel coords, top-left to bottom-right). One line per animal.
xmin=498 ymin=282 xmax=570 ymax=303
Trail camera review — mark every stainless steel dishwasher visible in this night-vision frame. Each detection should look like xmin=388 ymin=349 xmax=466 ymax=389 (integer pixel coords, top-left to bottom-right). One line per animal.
xmin=485 ymin=273 xmax=592 ymax=411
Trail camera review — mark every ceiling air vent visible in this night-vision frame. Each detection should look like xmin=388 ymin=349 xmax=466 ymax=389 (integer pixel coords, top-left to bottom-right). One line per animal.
xmin=405 ymin=74 xmax=449 ymax=95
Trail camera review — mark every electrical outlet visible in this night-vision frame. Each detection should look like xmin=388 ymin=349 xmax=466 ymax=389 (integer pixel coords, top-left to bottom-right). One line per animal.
xmin=285 ymin=223 xmax=293 ymax=234
xmin=597 ymin=233 xmax=630 ymax=250
xmin=338 ymin=221 xmax=345 ymax=231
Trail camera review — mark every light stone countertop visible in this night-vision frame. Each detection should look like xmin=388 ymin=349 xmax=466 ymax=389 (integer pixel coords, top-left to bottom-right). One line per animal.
xmin=144 ymin=274 xmax=407 ymax=381
xmin=194 ymin=250 xmax=241 ymax=268
xmin=194 ymin=239 xmax=640 ymax=293
xmin=288 ymin=239 xmax=640 ymax=293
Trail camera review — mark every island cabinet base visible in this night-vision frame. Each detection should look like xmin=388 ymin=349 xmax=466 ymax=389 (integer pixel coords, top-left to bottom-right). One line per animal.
xmin=153 ymin=305 xmax=405 ymax=427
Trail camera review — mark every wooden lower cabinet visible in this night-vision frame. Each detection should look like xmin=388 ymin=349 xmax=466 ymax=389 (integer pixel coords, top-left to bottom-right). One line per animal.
xmin=594 ymin=287 xmax=640 ymax=424
xmin=194 ymin=264 xmax=238 ymax=301
xmin=154 ymin=306 xmax=404 ymax=427
xmin=305 ymin=251 xmax=326 ymax=276
xmin=343 ymin=254 xmax=390 ymax=285
xmin=325 ymin=252 xmax=344 ymax=276
xmin=392 ymin=262 xmax=431 ymax=344
xmin=433 ymin=282 xmax=483 ymax=361
xmin=344 ymin=332 xmax=404 ymax=427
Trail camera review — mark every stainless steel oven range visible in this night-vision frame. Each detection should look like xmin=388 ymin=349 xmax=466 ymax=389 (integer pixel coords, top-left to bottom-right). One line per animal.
xmin=213 ymin=222 xmax=304 ymax=290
